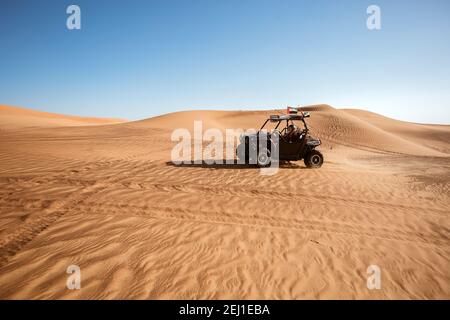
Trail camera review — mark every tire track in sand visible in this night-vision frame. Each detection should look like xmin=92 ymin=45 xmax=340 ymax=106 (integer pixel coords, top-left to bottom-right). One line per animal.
xmin=0 ymin=158 xmax=135 ymax=268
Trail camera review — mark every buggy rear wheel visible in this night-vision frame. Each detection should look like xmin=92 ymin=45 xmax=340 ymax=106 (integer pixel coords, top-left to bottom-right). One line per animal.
xmin=236 ymin=143 xmax=249 ymax=163
xmin=304 ymin=150 xmax=323 ymax=168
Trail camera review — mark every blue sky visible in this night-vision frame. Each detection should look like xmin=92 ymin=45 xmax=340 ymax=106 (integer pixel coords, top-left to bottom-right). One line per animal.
xmin=1 ymin=0 xmax=449 ymax=123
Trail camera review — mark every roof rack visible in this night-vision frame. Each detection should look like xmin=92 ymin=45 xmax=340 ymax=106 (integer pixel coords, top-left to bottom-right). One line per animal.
xmin=269 ymin=112 xmax=310 ymax=122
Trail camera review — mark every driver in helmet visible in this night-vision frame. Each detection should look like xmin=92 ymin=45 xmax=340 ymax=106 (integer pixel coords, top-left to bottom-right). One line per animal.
xmin=284 ymin=123 xmax=300 ymax=142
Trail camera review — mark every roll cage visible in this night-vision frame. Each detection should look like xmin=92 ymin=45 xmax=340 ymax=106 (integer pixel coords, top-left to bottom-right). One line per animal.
xmin=258 ymin=112 xmax=310 ymax=135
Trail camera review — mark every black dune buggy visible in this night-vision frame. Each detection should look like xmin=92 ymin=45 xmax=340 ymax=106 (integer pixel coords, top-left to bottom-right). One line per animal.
xmin=236 ymin=111 xmax=324 ymax=168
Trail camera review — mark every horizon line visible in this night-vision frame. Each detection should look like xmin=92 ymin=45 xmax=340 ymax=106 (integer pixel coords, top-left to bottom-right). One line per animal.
xmin=2 ymin=103 xmax=449 ymax=126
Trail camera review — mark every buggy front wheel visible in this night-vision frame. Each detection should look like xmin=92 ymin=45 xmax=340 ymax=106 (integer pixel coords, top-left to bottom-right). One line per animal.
xmin=304 ymin=150 xmax=323 ymax=168
xmin=257 ymin=149 xmax=271 ymax=167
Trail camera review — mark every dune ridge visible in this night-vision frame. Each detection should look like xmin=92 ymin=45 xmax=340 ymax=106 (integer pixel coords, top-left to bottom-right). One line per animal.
xmin=0 ymin=104 xmax=449 ymax=299
xmin=0 ymin=105 xmax=125 ymax=129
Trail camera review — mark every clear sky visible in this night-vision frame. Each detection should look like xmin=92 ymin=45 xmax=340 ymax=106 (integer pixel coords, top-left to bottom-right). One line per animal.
xmin=1 ymin=0 xmax=449 ymax=123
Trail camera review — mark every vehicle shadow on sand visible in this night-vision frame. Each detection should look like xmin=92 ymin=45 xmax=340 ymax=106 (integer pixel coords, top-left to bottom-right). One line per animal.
xmin=165 ymin=160 xmax=308 ymax=170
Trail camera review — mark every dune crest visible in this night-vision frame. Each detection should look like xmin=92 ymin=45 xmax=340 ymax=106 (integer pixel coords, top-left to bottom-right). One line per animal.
xmin=126 ymin=104 xmax=449 ymax=157
xmin=0 ymin=105 xmax=125 ymax=129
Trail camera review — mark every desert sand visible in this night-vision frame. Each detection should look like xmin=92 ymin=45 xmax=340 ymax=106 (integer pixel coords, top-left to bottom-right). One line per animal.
xmin=0 ymin=104 xmax=449 ymax=299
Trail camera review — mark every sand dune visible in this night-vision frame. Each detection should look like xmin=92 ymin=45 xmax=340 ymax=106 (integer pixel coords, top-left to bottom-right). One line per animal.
xmin=0 ymin=104 xmax=449 ymax=299
xmin=0 ymin=105 xmax=125 ymax=129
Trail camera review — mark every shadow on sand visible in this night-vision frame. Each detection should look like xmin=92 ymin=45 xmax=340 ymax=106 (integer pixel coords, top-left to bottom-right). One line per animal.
xmin=165 ymin=160 xmax=307 ymax=170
